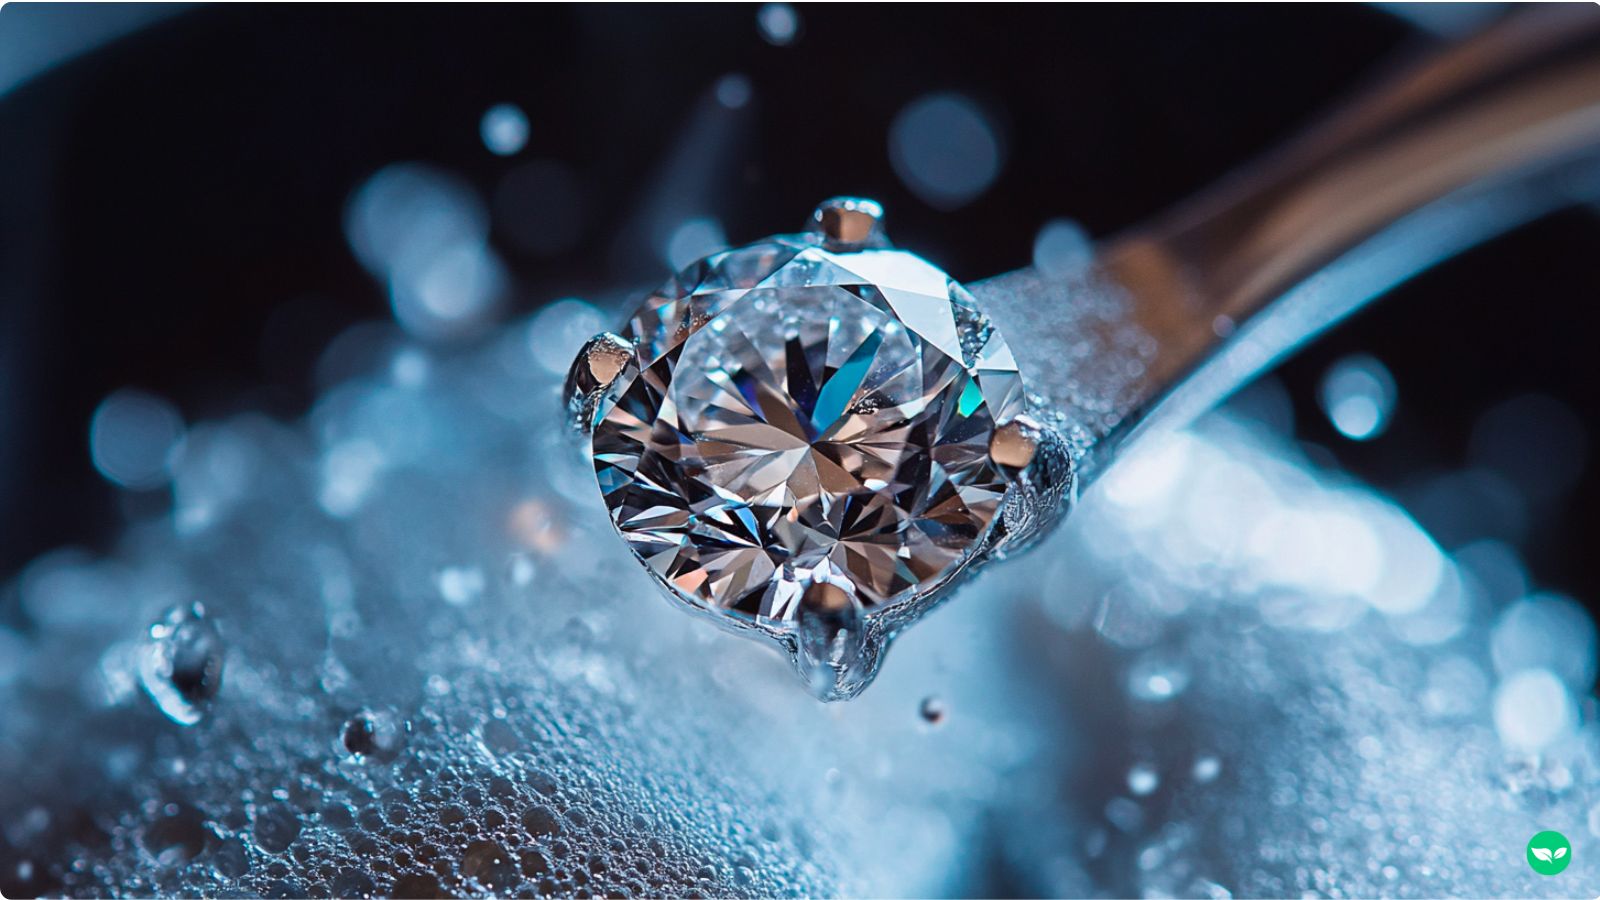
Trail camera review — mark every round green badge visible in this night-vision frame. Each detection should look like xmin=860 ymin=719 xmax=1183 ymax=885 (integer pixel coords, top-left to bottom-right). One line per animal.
xmin=1527 ymin=830 xmax=1572 ymax=876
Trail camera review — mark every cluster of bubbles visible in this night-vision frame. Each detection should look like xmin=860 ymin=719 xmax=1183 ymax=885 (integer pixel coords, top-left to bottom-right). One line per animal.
xmin=7 ymin=273 xmax=1596 ymax=896
xmin=1 ymin=285 xmax=1027 ymax=897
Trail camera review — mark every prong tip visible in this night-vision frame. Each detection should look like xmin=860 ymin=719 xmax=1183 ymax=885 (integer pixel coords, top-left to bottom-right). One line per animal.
xmin=811 ymin=197 xmax=885 ymax=250
xmin=990 ymin=415 xmax=1040 ymax=472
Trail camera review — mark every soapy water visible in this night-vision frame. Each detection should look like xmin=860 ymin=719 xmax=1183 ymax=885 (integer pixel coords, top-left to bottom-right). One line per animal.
xmin=1 ymin=160 xmax=1596 ymax=895
xmin=1 ymin=296 xmax=1595 ymax=896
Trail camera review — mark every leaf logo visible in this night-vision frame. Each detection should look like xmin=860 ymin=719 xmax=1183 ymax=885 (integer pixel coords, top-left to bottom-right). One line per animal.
xmin=1527 ymin=831 xmax=1573 ymax=875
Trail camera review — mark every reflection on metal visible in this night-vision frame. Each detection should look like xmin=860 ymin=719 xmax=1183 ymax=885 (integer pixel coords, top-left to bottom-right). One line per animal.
xmin=974 ymin=6 xmax=1600 ymax=482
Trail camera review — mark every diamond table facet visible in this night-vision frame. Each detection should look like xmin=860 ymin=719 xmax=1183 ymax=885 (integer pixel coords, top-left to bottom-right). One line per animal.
xmin=588 ymin=236 xmax=1024 ymax=623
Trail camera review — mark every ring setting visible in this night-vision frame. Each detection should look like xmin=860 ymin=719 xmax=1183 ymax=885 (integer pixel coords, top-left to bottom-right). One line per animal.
xmin=566 ymin=198 xmax=1073 ymax=699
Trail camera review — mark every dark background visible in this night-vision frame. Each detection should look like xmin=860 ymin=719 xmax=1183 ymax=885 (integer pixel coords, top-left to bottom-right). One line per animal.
xmin=3 ymin=4 xmax=1598 ymax=612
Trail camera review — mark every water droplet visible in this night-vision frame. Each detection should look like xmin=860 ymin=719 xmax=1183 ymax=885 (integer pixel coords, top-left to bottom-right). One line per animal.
xmin=918 ymin=696 xmax=946 ymax=726
xmin=793 ymin=582 xmax=879 ymax=701
xmin=341 ymin=708 xmax=409 ymax=762
xmin=139 ymin=603 xmax=224 ymax=726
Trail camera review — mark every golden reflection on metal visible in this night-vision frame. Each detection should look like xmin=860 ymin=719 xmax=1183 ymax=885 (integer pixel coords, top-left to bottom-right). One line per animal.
xmin=582 ymin=333 xmax=632 ymax=389
xmin=812 ymin=197 xmax=886 ymax=250
xmin=990 ymin=415 xmax=1040 ymax=473
xmin=1097 ymin=5 xmax=1600 ymax=447
xmin=802 ymin=581 xmax=853 ymax=613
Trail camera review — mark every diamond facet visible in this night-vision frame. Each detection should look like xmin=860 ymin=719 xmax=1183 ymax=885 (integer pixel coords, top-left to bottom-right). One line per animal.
xmin=587 ymin=234 xmax=1023 ymax=623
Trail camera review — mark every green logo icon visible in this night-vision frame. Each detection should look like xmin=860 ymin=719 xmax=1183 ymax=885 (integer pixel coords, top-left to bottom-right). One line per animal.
xmin=1527 ymin=830 xmax=1572 ymax=876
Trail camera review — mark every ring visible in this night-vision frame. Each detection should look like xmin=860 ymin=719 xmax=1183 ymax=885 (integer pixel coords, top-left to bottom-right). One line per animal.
xmin=565 ymin=198 xmax=1073 ymax=700
xmin=564 ymin=12 xmax=1600 ymax=702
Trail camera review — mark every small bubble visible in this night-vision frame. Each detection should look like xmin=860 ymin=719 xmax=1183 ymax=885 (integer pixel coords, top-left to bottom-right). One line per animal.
xmin=212 ymin=838 xmax=250 ymax=879
xmin=506 ymin=553 xmax=538 ymax=588
xmin=435 ymin=565 xmax=486 ymax=606
xmin=1127 ymin=763 xmax=1159 ymax=796
xmin=139 ymin=603 xmax=224 ymax=726
xmin=252 ymin=804 xmax=302 ymax=854
xmin=341 ymin=708 xmax=409 ymax=762
xmin=1193 ymin=755 xmax=1222 ymax=783
xmin=1128 ymin=656 xmax=1190 ymax=701
xmin=141 ymin=804 xmax=207 ymax=867
xmin=481 ymin=719 xmax=520 ymax=755
xmin=390 ymin=873 xmax=444 ymax=899
xmin=918 ymin=696 xmax=946 ymax=726
xmin=461 ymin=839 xmax=516 ymax=892
xmin=331 ymin=869 xmax=376 ymax=898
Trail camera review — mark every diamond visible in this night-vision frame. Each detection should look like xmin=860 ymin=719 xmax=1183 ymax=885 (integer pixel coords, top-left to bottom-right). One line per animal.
xmin=587 ymin=233 xmax=1023 ymax=622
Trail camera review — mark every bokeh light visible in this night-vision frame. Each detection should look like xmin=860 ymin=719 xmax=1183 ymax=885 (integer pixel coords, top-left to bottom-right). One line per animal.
xmin=888 ymin=93 xmax=1003 ymax=211
xmin=89 ymin=388 xmax=184 ymax=489
xmin=1032 ymin=218 xmax=1094 ymax=279
xmin=1318 ymin=353 xmax=1396 ymax=440
xmin=479 ymin=102 xmax=530 ymax=157
xmin=756 ymin=3 xmax=799 ymax=46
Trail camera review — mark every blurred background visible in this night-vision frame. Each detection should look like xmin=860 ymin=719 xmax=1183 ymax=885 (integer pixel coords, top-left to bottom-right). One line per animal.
xmin=4 ymin=4 xmax=1600 ymax=898
xmin=3 ymin=3 xmax=1598 ymax=608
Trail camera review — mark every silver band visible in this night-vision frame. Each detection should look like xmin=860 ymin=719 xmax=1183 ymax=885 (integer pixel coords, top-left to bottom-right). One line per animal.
xmin=972 ymin=6 xmax=1600 ymax=486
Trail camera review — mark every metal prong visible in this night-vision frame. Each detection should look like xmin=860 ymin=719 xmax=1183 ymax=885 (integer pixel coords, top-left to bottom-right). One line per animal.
xmin=564 ymin=332 xmax=634 ymax=435
xmin=808 ymin=197 xmax=888 ymax=251
xmin=989 ymin=414 xmax=1041 ymax=476
xmin=991 ymin=417 xmax=1074 ymax=559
